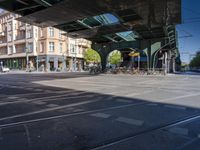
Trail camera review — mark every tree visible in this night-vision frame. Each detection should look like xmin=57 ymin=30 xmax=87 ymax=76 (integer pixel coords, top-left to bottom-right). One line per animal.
xmin=83 ymin=48 xmax=101 ymax=63
xmin=108 ymin=50 xmax=122 ymax=65
xmin=190 ymin=51 xmax=200 ymax=68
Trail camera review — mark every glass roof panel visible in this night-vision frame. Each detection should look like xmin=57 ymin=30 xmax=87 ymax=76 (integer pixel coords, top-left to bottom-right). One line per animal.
xmin=116 ymin=31 xmax=137 ymax=41
xmin=94 ymin=13 xmax=119 ymax=25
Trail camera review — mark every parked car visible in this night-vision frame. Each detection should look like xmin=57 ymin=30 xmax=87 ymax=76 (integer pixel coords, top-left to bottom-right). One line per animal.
xmin=0 ymin=66 xmax=10 ymax=73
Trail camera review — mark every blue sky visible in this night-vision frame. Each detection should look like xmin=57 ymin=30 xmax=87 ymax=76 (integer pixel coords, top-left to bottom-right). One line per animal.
xmin=177 ymin=0 xmax=200 ymax=63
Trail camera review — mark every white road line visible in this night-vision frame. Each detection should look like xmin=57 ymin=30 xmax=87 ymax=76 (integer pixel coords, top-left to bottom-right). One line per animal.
xmin=0 ymin=102 xmax=146 ymax=128
xmin=162 ymin=93 xmax=200 ymax=102
xmin=0 ymin=100 xmax=97 ymax=122
xmin=116 ymin=117 xmax=144 ymax=126
xmin=164 ymin=105 xmax=186 ymax=110
xmin=0 ymin=92 xmax=90 ymax=106
xmin=46 ymin=104 xmax=59 ymax=108
xmin=72 ymin=109 xmax=85 ymax=112
xmin=125 ymin=90 xmax=153 ymax=97
xmin=34 ymin=89 xmax=43 ymax=92
xmin=7 ymin=96 xmax=19 ymax=99
xmin=90 ymin=113 xmax=111 ymax=119
xmin=116 ymin=99 xmax=132 ymax=103
xmin=32 ymin=101 xmax=47 ymax=105
xmin=168 ymin=127 xmax=189 ymax=136
xmin=146 ymin=103 xmax=158 ymax=106
xmin=198 ymin=134 xmax=200 ymax=138
xmin=1 ymin=89 xmax=74 ymax=97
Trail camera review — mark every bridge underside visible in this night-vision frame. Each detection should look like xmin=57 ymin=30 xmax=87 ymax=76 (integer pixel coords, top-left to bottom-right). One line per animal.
xmin=0 ymin=0 xmax=182 ymax=72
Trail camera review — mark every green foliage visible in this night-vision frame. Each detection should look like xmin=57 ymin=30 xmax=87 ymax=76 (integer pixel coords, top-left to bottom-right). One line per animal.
xmin=190 ymin=53 xmax=200 ymax=68
xmin=108 ymin=50 xmax=122 ymax=65
xmin=84 ymin=48 xmax=101 ymax=63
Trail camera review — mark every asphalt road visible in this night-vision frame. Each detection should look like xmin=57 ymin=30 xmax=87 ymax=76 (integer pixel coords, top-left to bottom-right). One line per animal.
xmin=0 ymin=72 xmax=200 ymax=150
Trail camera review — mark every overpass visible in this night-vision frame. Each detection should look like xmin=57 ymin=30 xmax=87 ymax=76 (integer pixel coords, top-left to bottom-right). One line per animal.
xmin=0 ymin=0 xmax=182 ymax=72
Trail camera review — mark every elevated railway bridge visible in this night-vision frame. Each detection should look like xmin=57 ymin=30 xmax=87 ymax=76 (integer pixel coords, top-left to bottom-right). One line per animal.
xmin=0 ymin=0 xmax=182 ymax=73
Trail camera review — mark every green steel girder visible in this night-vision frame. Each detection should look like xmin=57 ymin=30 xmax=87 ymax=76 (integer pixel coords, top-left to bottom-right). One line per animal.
xmin=92 ymin=40 xmax=140 ymax=55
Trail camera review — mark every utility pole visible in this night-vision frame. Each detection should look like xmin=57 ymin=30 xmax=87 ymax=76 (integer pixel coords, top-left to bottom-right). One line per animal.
xmin=138 ymin=55 xmax=140 ymax=71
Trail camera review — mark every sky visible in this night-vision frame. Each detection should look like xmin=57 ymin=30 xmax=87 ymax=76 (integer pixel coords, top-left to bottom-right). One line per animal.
xmin=177 ymin=0 xmax=200 ymax=63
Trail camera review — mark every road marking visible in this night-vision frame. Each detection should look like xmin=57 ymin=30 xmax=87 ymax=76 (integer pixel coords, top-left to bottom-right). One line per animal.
xmin=0 ymin=93 xmax=90 ymax=106
xmin=16 ymin=86 xmax=24 ymax=89
xmin=44 ymin=90 xmax=53 ymax=93
xmin=90 ymin=113 xmax=111 ymax=119
xmin=146 ymin=103 xmax=158 ymax=106
xmin=164 ymin=105 xmax=186 ymax=110
xmin=163 ymin=93 xmax=200 ymax=102
xmin=168 ymin=127 xmax=189 ymax=136
xmin=34 ymin=89 xmax=43 ymax=92
xmin=46 ymin=104 xmax=59 ymax=108
xmin=0 ymin=100 xmax=97 ymax=122
xmin=72 ymin=109 xmax=85 ymax=112
xmin=19 ymin=98 xmax=28 ymax=101
xmin=0 ymin=102 xmax=146 ymax=128
xmin=24 ymin=125 xmax=31 ymax=146
xmin=116 ymin=117 xmax=144 ymax=126
xmin=104 ymin=96 xmax=114 ymax=101
xmin=32 ymin=101 xmax=47 ymax=105
xmin=198 ymin=134 xmax=200 ymax=138
xmin=116 ymin=99 xmax=132 ymax=103
xmin=7 ymin=96 xmax=19 ymax=99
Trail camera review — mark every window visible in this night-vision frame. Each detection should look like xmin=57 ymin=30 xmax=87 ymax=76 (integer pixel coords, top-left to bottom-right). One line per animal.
xmin=59 ymin=30 xmax=62 ymax=38
xmin=40 ymin=28 xmax=44 ymax=37
xmin=8 ymin=33 xmax=12 ymax=42
xmin=27 ymin=29 xmax=33 ymax=38
xmin=40 ymin=42 xmax=44 ymax=53
xmin=49 ymin=42 xmax=55 ymax=52
xmin=49 ymin=27 xmax=54 ymax=37
xmin=8 ymin=46 xmax=13 ymax=54
xmin=14 ymin=23 xmax=17 ymax=30
xmin=70 ymin=44 xmax=75 ymax=53
xmin=27 ymin=43 xmax=33 ymax=53
xmin=59 ymin=43 xmax=63 ymax=53
xmin=35 ymin=29 xmax=38 ymax=38
xmin=7 ymin=22 xmax=12 ymax=31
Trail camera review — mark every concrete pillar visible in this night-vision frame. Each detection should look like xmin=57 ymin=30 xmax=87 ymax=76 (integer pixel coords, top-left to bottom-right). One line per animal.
xmin=62 ymin=57 xmax=67 ymax=72
xmin=70 ymin=58 xmax=73 ymax=72
xmin=147 ymin=40 xmax=152 ymax=70
xmin=54 ymin=57 xmax=58 ymax=71
xmin=164 ymin=52 xmax=168 ymax=74
xmin=46 ymin=56 xmax=50 ymax=72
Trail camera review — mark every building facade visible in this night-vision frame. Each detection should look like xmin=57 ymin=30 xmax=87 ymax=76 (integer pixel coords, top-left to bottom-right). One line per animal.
xmin=0 ymin=11 xmax=91 ymax=72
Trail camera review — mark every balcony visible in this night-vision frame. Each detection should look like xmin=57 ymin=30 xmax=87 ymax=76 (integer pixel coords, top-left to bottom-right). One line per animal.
xmin=77 ymin=39 xmax=91 ymax=48
xmin=19 ymin=25 xmax=26 ymax=31
xmin=16 ymin=48 xmax=25 ymax=54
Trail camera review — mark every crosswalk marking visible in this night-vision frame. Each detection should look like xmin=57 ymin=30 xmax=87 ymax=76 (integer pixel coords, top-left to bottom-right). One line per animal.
xmin=164 ymin=105 xmax=186 ymax=110
xmin=168 ymin=127 xmax=189 ymax=136
xmin=116 ymin=99 xmax=132 ymax=103
xmin=116 ymin=117 xmax=144 ymax=126
xmin=8 ymin=96 xmax=19 ymax=99
xmin=46 ymin=104 xmax=59 ymax=108
xmin=90 ymin=113 xmax=111 ymax=119
xmin=32 ymin=101 xmax=47 ymax=105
